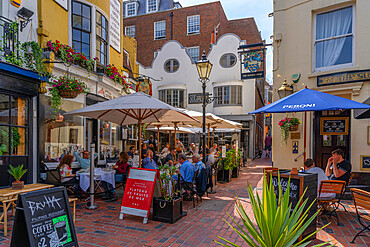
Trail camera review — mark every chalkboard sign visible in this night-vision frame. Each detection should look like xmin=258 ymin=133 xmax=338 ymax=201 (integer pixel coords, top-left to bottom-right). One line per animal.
xmin=271 ymin=175 xmax=301 ymax=209
xmin=11 ymin=187 xmax=78 ymax=247
xmin=320 ymin=117 xmax=349 ymax=135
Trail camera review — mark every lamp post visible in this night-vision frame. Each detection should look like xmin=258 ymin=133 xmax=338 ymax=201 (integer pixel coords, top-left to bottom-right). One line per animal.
xmin=196 ymin=51 xmax=213 ymax=164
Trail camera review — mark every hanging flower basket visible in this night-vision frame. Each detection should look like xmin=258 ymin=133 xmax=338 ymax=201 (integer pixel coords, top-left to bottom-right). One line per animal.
xmin=58 ymin=89 xmax=79 ymax=98
xmin=278 ymin=117 xmax=301 ymax=144
xmin=48 ymin=75 xmax=90 ymax=119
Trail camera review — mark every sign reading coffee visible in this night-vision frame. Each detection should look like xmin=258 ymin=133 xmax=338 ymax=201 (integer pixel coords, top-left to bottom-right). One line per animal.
xmin=320 ymin=117 xmax=349 ymax=135
xmin=11 ymin=187 xmax=78 ymax=247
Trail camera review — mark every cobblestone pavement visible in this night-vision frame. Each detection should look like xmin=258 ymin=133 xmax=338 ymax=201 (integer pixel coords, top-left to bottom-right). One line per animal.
xmin=1 ymin=158 xmax=369 ymax=246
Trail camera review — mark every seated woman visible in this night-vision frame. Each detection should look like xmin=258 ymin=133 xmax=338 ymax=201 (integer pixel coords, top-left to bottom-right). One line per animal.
xmin=58 ymin=154 xmax=78 ymax=184
xmin=102 ymin=151 xmax=130 ymax=202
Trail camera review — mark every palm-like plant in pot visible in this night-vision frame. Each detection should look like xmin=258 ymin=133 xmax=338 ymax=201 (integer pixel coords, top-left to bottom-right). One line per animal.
xmin=8 ymin=165 xmax=27 ymax=190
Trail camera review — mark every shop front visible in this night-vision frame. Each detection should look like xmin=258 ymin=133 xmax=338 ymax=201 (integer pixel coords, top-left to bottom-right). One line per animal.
xmin=0 ymin=62 xmax=44 ymax=187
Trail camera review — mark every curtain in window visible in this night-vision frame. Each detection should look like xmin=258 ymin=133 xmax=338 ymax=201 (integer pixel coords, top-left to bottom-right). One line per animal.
xmin=316 ymin=7 xmax=352 ymax=68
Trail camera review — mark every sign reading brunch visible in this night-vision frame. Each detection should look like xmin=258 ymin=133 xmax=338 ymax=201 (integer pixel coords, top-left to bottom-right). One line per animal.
xmin=120 ymin=168 xmax=158 ymax=224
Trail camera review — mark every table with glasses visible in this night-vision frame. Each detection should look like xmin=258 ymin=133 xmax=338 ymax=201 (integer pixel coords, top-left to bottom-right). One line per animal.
xmin=0 ymin=183 xmax=54 ymax=236
xmin=76 ymin=168 xmax=116 ymax=192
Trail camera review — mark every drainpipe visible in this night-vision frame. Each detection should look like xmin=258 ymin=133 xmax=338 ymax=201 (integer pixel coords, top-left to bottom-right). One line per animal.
xmin=170 ymin=12 xmax=174 ymax=40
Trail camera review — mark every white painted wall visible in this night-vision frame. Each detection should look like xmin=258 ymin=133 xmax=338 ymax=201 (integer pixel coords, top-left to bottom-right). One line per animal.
xmin=140 ymin=33 xmax=257 ymax=117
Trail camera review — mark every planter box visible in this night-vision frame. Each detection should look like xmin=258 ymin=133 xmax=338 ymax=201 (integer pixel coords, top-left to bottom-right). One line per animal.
xmin=153 ymin=196 xmax=183 ymax=224
xmin=12 ymin=181 xmax=24 ymax=190
xmin=232 ymin=166 xmax=239 ymax=178
xmin=217 ymin=169 xmax=232 ymax=183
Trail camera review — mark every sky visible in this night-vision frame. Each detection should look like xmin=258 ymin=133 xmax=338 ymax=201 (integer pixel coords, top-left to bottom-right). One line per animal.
xmin=180 ymin=0 xmax=273 ymax=83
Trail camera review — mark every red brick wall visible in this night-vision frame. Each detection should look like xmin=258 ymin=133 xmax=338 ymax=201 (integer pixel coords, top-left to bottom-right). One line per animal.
xmin=123 ymin=2 xmax=262 ymax=67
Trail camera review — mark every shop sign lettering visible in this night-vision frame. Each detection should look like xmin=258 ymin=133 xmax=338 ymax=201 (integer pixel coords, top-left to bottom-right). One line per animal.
xmin=317 ymin=70 xmax=370 ymax=86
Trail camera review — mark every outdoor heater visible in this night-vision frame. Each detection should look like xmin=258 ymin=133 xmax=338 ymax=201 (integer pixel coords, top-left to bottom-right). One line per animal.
xmin=195 ymin=51 xmax=213 ymax=164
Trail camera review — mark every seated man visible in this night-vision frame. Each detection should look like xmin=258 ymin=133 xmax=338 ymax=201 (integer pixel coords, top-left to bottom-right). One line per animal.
xmin=142 ymin=150 xmax=158 ymax=170
xmin=127 ymin=146 xmax=136 ymax=159
xmin=164 ymin=148 xmax=176 ymax=165
xmin=192 ymin=154 xmax=205 ymax=171
xmin=304 ymin=158 xmax=335 ymax=199
xmin=74 ymin=148 xmax=98 ymax=170
xmin=206 ymin=148 xmax=215 ymax=168
xmin=325 ymin=149 xmax=352 ymax=184
xmin=176 ymin=153 xmax=195 ymax=198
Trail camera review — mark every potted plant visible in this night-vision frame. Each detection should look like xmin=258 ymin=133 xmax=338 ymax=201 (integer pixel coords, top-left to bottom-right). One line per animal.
xmin=153 ymin=165 xmax=183 ymax=224
xmin=8 ymin=165 xmax=27 ymax=190
xmin=278 ymin=117 xmax=301 ymax=144
xmin=217 ymin=149 xmax=238 ymax=182
xmin=48 ymin=75 xmax=90 ymax=118
xmin=215 ymin=173 xmax=332 ymax=246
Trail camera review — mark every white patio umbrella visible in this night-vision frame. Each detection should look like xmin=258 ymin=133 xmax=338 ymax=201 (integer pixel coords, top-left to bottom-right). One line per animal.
xmin=66 ymin=92 xmax=197 ymax=167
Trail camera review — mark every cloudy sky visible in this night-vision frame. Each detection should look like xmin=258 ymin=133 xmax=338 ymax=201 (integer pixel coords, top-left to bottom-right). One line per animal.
xmin=180 ymin=0 xmax=273 ymax=83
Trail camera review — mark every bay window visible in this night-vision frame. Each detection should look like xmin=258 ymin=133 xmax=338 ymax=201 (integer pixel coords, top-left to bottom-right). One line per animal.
xmin=158 ymin=89 xmax=185 ymax=108
xmin=214 ymin=86 xmax=242 ymax=106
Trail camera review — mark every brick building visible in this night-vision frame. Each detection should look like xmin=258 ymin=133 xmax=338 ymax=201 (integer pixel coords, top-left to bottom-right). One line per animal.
xmin=124 ymin=0 xmax=265 ymax=158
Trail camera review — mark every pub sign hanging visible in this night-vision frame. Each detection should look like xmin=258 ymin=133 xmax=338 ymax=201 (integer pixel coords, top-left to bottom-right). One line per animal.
xmin=240 ymin=49 xmax=265 ymax=79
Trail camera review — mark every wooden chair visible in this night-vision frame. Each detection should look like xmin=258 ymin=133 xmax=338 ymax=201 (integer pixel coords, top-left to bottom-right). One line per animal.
xmin=350 ymin=188 xmax=370 ymax=243
xmin=338 ymin=176 xmax=352 ymax=212
xmin=317 ymin=180 xmax=346 ymax=225
xmin=264 ymin=167 xmax=279 ymax=183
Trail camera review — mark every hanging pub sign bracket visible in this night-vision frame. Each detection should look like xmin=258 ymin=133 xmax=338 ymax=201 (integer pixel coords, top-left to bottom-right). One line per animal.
xmin=238 ymin=43 xmax=271 ymax=80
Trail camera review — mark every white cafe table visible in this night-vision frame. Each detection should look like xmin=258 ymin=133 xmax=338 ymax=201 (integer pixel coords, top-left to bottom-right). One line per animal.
xmin=76 ymin=168 xmax=115 ymax=192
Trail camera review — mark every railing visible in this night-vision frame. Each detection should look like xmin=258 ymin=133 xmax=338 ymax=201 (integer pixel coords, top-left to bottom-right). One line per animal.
xmin=0 ymin=15 xmax=20 ymax=61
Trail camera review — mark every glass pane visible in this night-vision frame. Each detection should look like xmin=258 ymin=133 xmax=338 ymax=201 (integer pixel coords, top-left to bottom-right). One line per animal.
xmin=72 ymin=41 xmax=81 ymax=53
xmin=102 ymin=18 xmax=107 ymax=29
xmin=82 ymin=32 xmax=89 ymax=43
xmin=96 ymin=24 xmax=102 ymax=37
xmin=72 ymin=15 xmax=82 ymax=29
xmin=72 ymin=2 xmax=81 ymax=15
xmin=96 ymin=12 xmax=102 ymax=25
xmin=111 ymin=123 xmax=121 ymax=159
xmin=101 ymin=28 xmax=106 ymax=41
xmin=0 ymin=126 xmax=9 ymax=155
xmin=220 ymin=55 xmax=227 ymax=67
xmin=230 ymin=55 xmax=236 ymax=66
xmin=45 ymin=98 xmax=84 ymax=162
xmin=337 ymin=135 xmax=346 ymax=146
xmin=217 ymin=87 xmax=222 ymax=105
xmin=11 ymin=97 xmax=28 ymax=126
xmin=238 ymin=86 xmax=242 ymax=104
xmin=82 ymin=43 xmax=90 ymax=57
xmin=323 ymin=135 xmax=332 ymax=147
xmin=159 ymin=91 xmax=163 ymax=101
xmin=166 ymin=90 xmax=171 ymax=105
xmin=11 ymin=127 xmax=26 ymax=155
xmin=231 ymin=86 xmax=236 ymax=104
xmin=100 ymin=120 xmax=110 ymax=160
xmin=316 ymin=36 xmax=352 ymax=68
xmin=82 ymin=17 xmax=90 ymax=31
xmin=316 ymin=7 xmax=352 ymax=39
xmin=223 ymin=86 xmax=230 ymax=104
xmin=72 ymin=29 xmax=81 ymax=41
xmin=82 ymin=4 xmax=91 ymax=18
xmin=179 ymin=90 xmax=184 ymax=108
xmin=0 ymin=94 xmax=9 ymax=125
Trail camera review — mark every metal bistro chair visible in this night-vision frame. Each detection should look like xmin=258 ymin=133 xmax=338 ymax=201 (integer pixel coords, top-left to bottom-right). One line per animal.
xmin=317 ymin=180 xmax=346 ymax=225
xmin=180 ymin=169 xmax=200 ymax=208
xmin=350 ymin=188 xmax=370 ymax=243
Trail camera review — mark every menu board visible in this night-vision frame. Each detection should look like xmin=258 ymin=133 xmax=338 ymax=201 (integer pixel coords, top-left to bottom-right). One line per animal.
xmin=271 ymin=176 xmax=300 ymax=209
xmin=11 ymin=187 xmax=78 ymax=247
xmin=320 ymin=117 xmax=349 ymax=135
xmin=120 ymin=168 xmax=158 ymax=224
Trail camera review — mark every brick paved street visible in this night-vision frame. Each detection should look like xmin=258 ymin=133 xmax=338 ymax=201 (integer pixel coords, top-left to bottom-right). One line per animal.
xmin=1 ymin=158 xmax=369 ymax=246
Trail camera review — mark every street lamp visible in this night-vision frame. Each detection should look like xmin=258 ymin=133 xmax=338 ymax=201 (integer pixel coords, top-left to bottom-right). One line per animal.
xmin=196 ymin=51 xmax=213 ymax=164
xmin=278 ymin=78 xmax=294 ymax=98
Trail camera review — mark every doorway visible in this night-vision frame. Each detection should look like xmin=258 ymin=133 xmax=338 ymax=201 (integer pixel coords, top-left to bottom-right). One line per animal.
xmin=314 ymin=110 xmax=351 ymax=169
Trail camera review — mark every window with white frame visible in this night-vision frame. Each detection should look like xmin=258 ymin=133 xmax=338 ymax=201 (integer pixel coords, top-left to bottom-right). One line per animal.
xmin=154 ymin=21 xmax=166 ymax=39
xmin=126 ymin=2 xmax=137 ymax=17
xmin=187 ymin=15 xmax=200 ymax=35
xmin=158 ymin=89 xmax=185 ymax=108
xmin=72 ymin=1 xmax=91 ymax=58
xmin=125 ymin=25 xmax=135 ymax=38
xmin=187 ymin=47 xmax=199 ymax=62
xmin=147 ymin=0 xmax=158 ymax=13
xmin=214 ymin=86 xmax=242 ymax=106
xmin=314 ymin=6 xmax=354 ymax=71
xmin=220 ymin=53 xmax=237 ymax=68
xmin=96 ymin=11 xmax=108 ymax=65
xmin=164 ymin=59 xmax=179 ymax=73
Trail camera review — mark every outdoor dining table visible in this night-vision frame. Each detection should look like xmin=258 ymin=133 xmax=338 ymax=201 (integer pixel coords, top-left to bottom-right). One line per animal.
xmin=76 ymin=168 xmax=115 ymax=192
xmin=0 ymin=183 xmax=54 ymax=236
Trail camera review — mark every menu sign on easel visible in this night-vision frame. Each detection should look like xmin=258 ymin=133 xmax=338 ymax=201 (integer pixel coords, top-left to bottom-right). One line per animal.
xmin=120 ymin=168 xmax=158 ymax=224
xmin=11 ymin=187 xmax=78 ymax=247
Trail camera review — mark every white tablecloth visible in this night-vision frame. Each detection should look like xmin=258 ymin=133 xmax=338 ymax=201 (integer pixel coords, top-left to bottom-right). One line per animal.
xmin=77 ymin=169 xmax=115 ymax=192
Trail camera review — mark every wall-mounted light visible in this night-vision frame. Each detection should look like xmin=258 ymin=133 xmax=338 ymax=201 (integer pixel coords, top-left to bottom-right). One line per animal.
xmin=39 ymin=82 xmax=47 ymax=94
xmin=278 ymin=79 xmax=294 ymax=99
xmin=55 ymin=113 xmax=64 ymax=122
xmin=17 ymin=7 xmax=34 ymax=32
xmin=268 ymin=12 xmax=274 ymax=17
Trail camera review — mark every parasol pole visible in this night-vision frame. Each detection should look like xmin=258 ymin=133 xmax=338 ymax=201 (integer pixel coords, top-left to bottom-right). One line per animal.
xmin=303 ymin=110 xmax=307 ymax=165
xmin=207 ymin=124 xmax=210 ymax=148
xmin=169 ymin=130 xmax=171 ymax=148
xmin=212 ymin=127 xmax=216 ymax=146
xmin=157 ymin=125 xmax=160 ymax=154
xmin=174 ymin=122 xmax=178 ymax=150
xmin=138 ymin=118 xmax=142 ymax=168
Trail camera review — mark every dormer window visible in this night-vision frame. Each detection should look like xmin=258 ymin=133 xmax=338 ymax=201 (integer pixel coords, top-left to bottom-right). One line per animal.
xmin=126 ymin=2 xmax=137 ymax=17
xmin=147 ymin=0 xmax=158 ymax=13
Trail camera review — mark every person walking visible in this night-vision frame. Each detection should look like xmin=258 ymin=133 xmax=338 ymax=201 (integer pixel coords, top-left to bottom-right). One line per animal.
xmin=264 ymin=134 xmax=272 ymax=158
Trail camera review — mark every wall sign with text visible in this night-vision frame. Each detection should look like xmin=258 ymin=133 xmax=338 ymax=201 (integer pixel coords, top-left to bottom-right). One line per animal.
xmin=320 ymin=117 xmax=349 ymax=135
xmin=239 ymin=49 xmax=265 ymax=79
xmin=188 ymin=93 xmax=209 ymax=104
xmin=110 ymin=0 xmax=121 ymax=52
xmin=317 ymin=69 xmax=370 ymax=87
xmin=361 ymin=155 xmax=370 ymax=171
